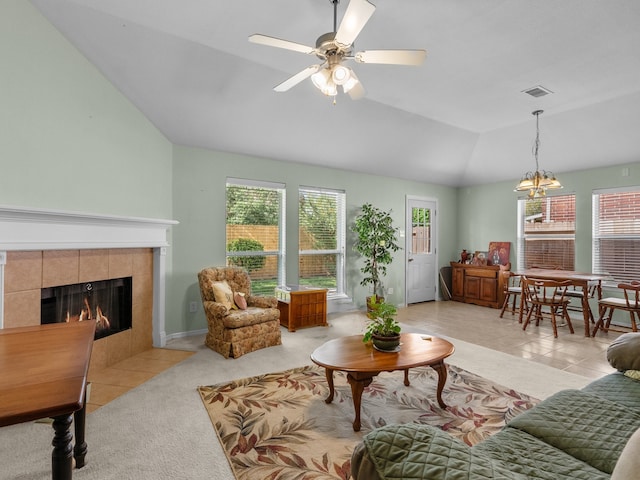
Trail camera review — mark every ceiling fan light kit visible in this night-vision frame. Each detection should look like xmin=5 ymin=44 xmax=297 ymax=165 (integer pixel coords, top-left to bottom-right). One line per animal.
xmin=514 ymin=110 xmax=563 ymax=198
xmin=249 ymin=0 xmax=426 ymax=102
xmin=311 ymin=68 xmax=337 ymax=96
xmin=331 ymin=64 xmax=350 ymax=84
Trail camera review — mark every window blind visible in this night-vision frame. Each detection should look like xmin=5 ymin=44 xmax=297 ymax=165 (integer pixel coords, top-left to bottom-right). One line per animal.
xmin=593 ymin=188 xmax=640 ymax=284
xmin=225 ymin=180 xmax=286 ymax=295
xmin=298 ymin=187 xmax=346 ymax=295
xmin=517 ymin=194 xmax=576 ymax=270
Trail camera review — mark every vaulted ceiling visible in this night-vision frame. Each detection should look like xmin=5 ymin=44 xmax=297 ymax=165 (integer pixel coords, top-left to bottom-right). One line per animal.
xmin=31 ymin=0 xmax=640 ymax=187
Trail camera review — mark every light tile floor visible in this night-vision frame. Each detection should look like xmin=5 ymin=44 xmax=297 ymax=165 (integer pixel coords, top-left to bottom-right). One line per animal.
xmin=87 ymin=348 xmax=194 ymax=413
xmin=88 ymin=299 xmax=624 ymax=410
xmin=400 ymin=300 xmax=621 ymax=379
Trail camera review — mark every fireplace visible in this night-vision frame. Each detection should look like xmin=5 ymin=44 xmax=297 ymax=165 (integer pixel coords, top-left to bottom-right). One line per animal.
xmin=1 ymin=205 xmax=177 ymax=354
xmin=41 ymin=277 xmax=133 ymax=340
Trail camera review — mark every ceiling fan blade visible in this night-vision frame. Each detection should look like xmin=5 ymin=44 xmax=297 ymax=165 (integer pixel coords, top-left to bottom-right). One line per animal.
xmin=273 ymin=65 xmax=321 ymax=92
xmin=334 ymin=0 xmax=376 ymax=47
xmin=249 ymin=34 xmax=315 ymax=55
xmin=355 ymin=49 xmax=427 ymax=66
xmin=345 ymin=75 xmax=365 ymax=100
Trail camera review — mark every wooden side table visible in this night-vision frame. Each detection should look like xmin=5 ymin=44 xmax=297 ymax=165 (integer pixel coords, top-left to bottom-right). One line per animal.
xmin=276 ymin=285 xmax=328 ymax=332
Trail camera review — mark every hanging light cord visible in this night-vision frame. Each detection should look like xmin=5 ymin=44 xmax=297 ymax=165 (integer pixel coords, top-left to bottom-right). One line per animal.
xmin=532 ymin=109 xmax=542 ymax=172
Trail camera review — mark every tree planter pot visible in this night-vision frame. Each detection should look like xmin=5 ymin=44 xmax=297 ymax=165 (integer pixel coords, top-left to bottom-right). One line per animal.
xmin=366 ymin=295 xmax=385 ymax=313
xmin=371 ymin=333 xmax=401 ymax=352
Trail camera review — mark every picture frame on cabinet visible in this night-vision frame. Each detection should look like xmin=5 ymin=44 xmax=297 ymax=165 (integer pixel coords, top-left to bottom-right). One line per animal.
xmin=473 ymin=251 xmax=488 ymax=266
xmin=488 ymin=241 xmax=511 ymax=266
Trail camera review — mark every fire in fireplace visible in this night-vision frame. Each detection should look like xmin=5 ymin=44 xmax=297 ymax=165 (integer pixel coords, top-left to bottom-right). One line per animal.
xmin=41 ymin=277 xmax=133 ymax=340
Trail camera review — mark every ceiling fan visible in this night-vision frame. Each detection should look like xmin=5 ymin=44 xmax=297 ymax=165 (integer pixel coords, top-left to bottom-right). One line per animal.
xmin=249 ymin=0 xmax=427 ymax=101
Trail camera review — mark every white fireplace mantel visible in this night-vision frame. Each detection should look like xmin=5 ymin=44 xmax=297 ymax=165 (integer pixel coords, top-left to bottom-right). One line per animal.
xmin=0 ymin=205 xmax=178 ymax=251
xmin=0 ymin=205 xmax=178 ymax=346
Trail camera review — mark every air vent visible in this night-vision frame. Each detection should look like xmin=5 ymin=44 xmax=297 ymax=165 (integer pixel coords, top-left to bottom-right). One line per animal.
xmin=522 ymin=85 xmax=553 ymax=98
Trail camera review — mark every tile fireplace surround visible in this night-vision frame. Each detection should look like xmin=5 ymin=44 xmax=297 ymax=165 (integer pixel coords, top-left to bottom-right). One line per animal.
xmin=0 ymin=206 xmax=177 ymax=372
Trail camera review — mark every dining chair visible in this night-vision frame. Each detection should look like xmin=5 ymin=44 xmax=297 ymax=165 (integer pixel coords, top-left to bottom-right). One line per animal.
xmin=522 ymin=277 xmax=574 ymax=338
xmin=499 ymin=271 xmax=525 ymax=320
xmin=592 ymin=281 xmax=640 ymax=337
xmin=565 ymin=282 xmax=600 ymax=323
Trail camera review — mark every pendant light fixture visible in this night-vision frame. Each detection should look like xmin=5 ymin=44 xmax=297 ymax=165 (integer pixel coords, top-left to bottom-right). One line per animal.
xmin=514 ymin=110 xmax=563 ymax=198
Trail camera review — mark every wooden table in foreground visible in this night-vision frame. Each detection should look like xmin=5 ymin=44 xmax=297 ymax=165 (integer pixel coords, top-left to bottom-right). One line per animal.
xmin=310 ymin=333 xmax=455 ymax=431
xmin=516 ymin=269 xmax=609 ymax=336
xmin=0 ymin=320 xmax=96 ymax=480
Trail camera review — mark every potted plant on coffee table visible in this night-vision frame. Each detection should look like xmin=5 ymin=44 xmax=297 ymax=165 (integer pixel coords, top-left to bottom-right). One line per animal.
xmin=362 ymin=295 xmax=401 ymax=351
xmin=352 ymin=203 xmax=401 ymax=310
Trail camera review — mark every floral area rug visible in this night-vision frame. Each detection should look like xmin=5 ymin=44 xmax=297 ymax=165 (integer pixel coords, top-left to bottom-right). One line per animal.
xmin=197 ymin=364 xmax=539 ymax=480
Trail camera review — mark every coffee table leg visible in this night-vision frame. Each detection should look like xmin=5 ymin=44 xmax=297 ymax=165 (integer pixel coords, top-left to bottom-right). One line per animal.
xmin=346 ymin=373 xmax=373 ymax=432
xmin=324 ymin=368 xmax=335 ymax=403
xmin=51 ymin=413 xmax=74 ymax=480
xmin=430 ymin=361 xmax=448 ymax=408
xmin=404 ymin=368 xmax=410 ymax=386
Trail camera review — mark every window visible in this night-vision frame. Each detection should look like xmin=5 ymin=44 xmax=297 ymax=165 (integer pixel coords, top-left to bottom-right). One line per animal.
xmin=411 ymin=206 xmax=432 ymax=254
xmin=517 ymin=194 xmax=576 ymax=271
xmin=226 ymin=178 xmax=285 ymax=295
xmin=298 ymin=186 xmax=346 ymax=296
xmin=593 ymin=187 xmax=640 ymax=284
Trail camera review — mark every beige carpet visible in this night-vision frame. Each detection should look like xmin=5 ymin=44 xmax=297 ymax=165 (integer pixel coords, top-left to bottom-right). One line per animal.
xmin=0 ymin=309 xmax=592 ymax=479
xmin=198 ymin=363 xmax=539 ymax=480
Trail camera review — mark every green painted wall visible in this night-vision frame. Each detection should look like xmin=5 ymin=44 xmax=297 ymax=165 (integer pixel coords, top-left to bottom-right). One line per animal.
xmin=456 ymin=162 xmax=640 ymax=272
xmin=0 ymin=1 xmax=173 ymax=219
xmin=6 ymin=0 xmax=640 ymax=339
xmin=170 ymin=146 xmax=458 ymax=336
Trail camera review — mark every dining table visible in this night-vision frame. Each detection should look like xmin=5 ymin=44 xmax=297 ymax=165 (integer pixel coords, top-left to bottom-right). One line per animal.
xmin=0 ymin=320 xmax=96 ymax=480
xmin=515 ymin=269 xmax=610 ymax=337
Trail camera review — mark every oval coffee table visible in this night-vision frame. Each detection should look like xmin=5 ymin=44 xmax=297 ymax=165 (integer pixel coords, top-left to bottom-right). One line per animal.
xmin=310 ymin=333 xmax=455 ymax=431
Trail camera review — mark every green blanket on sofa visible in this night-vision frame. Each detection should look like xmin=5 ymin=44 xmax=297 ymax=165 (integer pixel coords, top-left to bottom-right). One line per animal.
xmin=351 ymin=373 xmax=640 ymax=480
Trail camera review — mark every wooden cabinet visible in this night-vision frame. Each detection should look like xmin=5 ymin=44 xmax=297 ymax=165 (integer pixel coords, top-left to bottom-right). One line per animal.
xmin=276 ymin=286 xmax=328 ymax=332
xmin=450 ymin=262 xmax=505 ymax=308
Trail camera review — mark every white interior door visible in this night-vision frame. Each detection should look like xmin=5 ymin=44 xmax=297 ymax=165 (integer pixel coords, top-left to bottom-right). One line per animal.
xmin=406 ymin=197 xmax=437 ymax=304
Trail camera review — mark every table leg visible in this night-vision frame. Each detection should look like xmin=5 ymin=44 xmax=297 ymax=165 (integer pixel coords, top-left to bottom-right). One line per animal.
xmin=581 ymin=287 xmax=591 ymax=337
xmin=324 ymin=368 xmax=335 ymax=403
xmin=51 ymin=413 xmax=74 ymax=480
xmin=403 ymin=368 xmax=410 ymax=386
xmin=346 ymin=373 xmax=374 ymax=432
xmin=430 ymin=361 xmax=448 ymax=408
xmin=518 ymin=291 xmax=526 ymax=324
xmin=73 ymin=396 xmax=88 ymax=469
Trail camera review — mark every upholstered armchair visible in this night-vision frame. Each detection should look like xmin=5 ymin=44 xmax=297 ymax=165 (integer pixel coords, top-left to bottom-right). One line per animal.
xmin=198 ymin=266 xmax=281 ymax=358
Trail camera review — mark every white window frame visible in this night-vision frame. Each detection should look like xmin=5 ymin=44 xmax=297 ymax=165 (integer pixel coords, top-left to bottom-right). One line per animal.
xmin=225 ymin=178 xmax=286 ymax=291
xmin=592 ymin=186 xmax=640 ymax=286
xmin=517 ymin=194 xmax=576 ymax=271
xmin=298 ymin=186 xmax=346 ymax=298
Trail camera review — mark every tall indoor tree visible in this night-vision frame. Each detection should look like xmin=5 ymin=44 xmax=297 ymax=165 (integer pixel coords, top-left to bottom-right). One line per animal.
xmin=352 ymin=203 xmax=401 ymax=303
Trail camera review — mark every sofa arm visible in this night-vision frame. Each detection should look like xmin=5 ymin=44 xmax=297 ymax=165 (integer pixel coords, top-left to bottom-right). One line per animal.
xmin=247 ymin=295 xmax=278 ymax=309
xmin=202 ymin=300 xmax=228 ymax=319
xmin=352 ymin=424 xmax=523 ymax=480
xmin=351 ymin=441 xmax=384 ymax=480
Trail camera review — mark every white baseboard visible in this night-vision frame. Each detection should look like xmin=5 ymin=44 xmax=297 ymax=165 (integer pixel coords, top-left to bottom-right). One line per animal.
xmin=165 ymin=328 xmax=208 ymax=343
